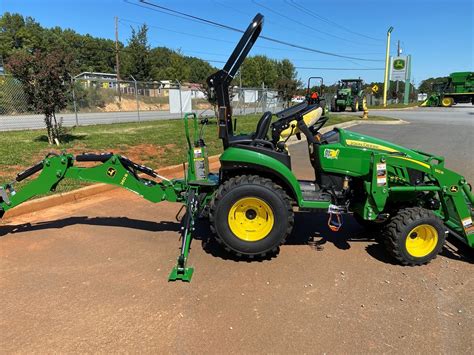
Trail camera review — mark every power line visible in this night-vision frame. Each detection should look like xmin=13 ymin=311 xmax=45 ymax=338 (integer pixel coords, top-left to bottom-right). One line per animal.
xmin=129 ymin=0 xmax=383 ymax=62
xmin=251 ymin=0 xmax=379 ymax=47
xmin=294 ymin=66 xmax=384 ymax=71
xmin=119 ymin=17 xmax=383 ymax=71
xmin=212 ymin=1 xmax=384 ymax=53
xmin=119 ymin=17 xmax=383 ymax=60
xmin=119 ymin=18 xmax=236 ymax=45
xmin=285 ymin=0 xmax=384 ymax=42
xmin=200 ymin=59 xmax=383 ymax=71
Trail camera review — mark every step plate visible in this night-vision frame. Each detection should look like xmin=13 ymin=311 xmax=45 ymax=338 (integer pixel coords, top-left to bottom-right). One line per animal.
xmin=299 ymin=180 xmax=331 ymax=202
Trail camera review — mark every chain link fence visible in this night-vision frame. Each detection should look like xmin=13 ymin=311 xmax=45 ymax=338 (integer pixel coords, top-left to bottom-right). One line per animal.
xmin=0 ymin=74 xmax=30 ymax=115
xmin=0 ymin=73 xmax=285 ymax=131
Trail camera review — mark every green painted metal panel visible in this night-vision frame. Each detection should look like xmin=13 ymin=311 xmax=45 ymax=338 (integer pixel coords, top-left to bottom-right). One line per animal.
xmin=220 ymin=147 xmax=304 ymax=202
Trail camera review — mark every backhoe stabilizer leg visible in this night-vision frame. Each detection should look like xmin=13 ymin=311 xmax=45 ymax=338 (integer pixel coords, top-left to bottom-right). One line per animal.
xmin=169 ymin=189 xmax=198 ymax=282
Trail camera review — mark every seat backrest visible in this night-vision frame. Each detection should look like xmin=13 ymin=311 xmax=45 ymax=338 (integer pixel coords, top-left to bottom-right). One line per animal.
xmin=254 ymin=111 xmax=272 ymax=140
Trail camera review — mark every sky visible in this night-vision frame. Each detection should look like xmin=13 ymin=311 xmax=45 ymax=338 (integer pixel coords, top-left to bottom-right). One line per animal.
xmin=2 ymin=0 xmax=473 ymax=86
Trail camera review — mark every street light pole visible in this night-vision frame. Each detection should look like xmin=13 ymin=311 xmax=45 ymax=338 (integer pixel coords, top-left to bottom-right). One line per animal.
xmin=383 ymin=26 xmax=394 ymax=108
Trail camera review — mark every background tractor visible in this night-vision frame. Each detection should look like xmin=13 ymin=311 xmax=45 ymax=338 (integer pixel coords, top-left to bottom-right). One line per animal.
xmin=1 ymin=14 xmax=473 ymax=282
xmin=331 ymin=79 xmax=365 ymax=112
xmin=421 ymin=72 xmax=474 ymax=107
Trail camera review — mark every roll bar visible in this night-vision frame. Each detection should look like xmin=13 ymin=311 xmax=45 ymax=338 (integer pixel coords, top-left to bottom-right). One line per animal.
xmin=307 ymin=77 xmax=324 ymax=95
xmin=206 ymin=13 xmax=264 ymax=148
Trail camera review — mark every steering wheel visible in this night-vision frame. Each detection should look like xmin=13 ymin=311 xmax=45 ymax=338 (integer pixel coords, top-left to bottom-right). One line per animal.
xmin=308 ymin=115 xmax=329 ymax=135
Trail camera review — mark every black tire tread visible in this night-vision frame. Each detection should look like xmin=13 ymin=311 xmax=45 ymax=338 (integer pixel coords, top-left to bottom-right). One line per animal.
xmin=383 ymin=207 xmax=445 ymax=266
xmin=209 ymin=175 xmax=294 ymax=258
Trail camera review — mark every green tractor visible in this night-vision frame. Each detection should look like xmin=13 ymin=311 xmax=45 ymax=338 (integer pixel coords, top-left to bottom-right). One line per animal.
xmin=1 ymin=14 xmax=473 ymax=282
xmin=331 ymin=79 xmax=365 ymax=112
xmin=421 ymin=72 xmax=474 ymax=107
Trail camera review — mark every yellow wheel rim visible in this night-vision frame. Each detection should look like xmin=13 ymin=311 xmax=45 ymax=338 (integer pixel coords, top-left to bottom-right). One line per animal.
xmin=441 ymin=97 xmax=453 ymax=107
xmin=355 ymin=101 xmax=359 ymax=110
xmin=228 ymin=197 xmax=274 ymax=242
xmin=405 ymin=224 xmax=438 ymax=257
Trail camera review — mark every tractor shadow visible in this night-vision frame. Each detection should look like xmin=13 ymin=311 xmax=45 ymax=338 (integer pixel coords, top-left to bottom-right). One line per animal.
xmin=3 ymin=214 xmax=471 ymax=265
xmin=0 ymin=216 xmax=181 ymax=237
xmin=440 ymin=237 xmax=474 ymax=264
xmin=195 ymin=211 xmax=385 ymax=263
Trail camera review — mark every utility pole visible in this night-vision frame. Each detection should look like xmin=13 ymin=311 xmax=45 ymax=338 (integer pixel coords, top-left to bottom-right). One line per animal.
xmin=383 ymin=26 xmax=394 ymax=108
xmin=115 ymin=16 xmax=122 ymax=102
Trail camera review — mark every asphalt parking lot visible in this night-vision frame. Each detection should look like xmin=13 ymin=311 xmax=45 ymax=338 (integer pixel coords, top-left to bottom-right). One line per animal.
xmin=1 ymin=106 xmax=473 ymax=353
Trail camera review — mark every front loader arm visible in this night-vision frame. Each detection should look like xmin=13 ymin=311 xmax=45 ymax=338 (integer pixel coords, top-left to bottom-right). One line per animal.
xmin=363 ymin=151 xmax=474 ymax=247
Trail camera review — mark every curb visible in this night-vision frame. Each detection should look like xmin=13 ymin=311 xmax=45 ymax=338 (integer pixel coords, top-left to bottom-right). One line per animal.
xmin=3 ymin=118 xmax=404 ymax=219
xmin=368 ymin=106 xmax=418 ymax=111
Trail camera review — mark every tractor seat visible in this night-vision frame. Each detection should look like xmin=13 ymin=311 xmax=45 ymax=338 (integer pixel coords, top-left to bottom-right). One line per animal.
xmin=229 ymin=111 xmax=273 ymax=148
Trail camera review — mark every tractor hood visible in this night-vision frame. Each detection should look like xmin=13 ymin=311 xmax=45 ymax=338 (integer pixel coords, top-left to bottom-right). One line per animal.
xmin=338 ymin=88 xmax=351 ymax=95
xmin=340 ymin=129 xmax=434 ymax=162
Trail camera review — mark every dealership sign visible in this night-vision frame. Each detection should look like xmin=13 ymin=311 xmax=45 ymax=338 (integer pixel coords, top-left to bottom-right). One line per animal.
xmin=390 ymin=56 xmax=408 ymax=80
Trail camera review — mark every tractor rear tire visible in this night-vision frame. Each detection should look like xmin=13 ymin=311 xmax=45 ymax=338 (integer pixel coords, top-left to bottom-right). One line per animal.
xmin=382 ymin=207 xmax=445 ymax=266
xmin=441 ymin=97 xmax=454 ymax=107
xmin=331 ymin=98 xmax=337 ymax=112
xmin=351 ymin=96 xmax=359 ymax=112
xmin=209 ymin=175 xmax=294 ymax=258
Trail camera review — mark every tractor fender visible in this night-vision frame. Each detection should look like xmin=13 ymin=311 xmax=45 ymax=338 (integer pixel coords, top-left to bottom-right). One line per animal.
xmin=219 ymin=147 xmax=303 ymax=203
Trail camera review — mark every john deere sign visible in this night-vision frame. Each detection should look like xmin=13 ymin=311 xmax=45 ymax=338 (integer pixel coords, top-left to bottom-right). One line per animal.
xmin=390 ymin=56 xmax=408 ymax=80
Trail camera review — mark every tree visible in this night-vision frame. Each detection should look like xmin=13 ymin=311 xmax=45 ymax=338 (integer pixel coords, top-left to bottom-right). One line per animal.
xmin=7 ymin=51 xmax=72 ymax=144
xmin=163 ymin=51 xmax=191 ymax=82
xmin=241 ymin=55 xmax=278 ymax=87
xmin=149 ymin=47 xmax=173 ymax=80
xmin=186 ymin=56 xmax=214 ymax=83
xmin=276 ymin=78 xmax=298 ymax=107
xmin=0 ymin=12 xmax=44 ymax=60
xmin=122 ymin=24 xmax=151 ymax=81
xmin=277 ymin=59 xmax=297 ymax=81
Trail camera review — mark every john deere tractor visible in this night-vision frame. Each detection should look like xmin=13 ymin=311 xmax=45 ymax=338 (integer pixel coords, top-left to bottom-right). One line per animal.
xmin=421 ymin=72 xmax=474 ymax=107
xmin=1 ymin=14 xmax=473 ymax=282
xmin=331 ymin=79 xmax=365 ymax=112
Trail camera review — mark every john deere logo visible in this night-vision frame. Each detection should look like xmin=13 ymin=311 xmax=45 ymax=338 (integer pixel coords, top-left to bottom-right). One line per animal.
xmin=324 ymin=148 xmax=340 ymax=159
xmin=393 ymin=59 xmax=405 ymax=70
xmin=107 ymin=167 xmax=117 ymax=177
xmin=449 ymin=185 xmax=458 ymax=193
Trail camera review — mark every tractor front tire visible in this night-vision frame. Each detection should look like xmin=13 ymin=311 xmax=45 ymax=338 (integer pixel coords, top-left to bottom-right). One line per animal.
xmin=351 ymin=96 xmax=359 ymax=112
xmin=210 ymin=175 xmax=294 ymax=258
xmin=382 ymin=207 xmax=445 ymax=266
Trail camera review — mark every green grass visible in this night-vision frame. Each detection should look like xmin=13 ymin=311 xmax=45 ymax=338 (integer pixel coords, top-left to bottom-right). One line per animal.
xmin=0 ymin=113 xmax=394 ymax=194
